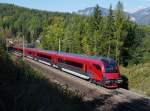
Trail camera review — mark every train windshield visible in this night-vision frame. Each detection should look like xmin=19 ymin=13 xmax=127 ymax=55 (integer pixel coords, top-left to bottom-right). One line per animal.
xmin=101 ymin=59 xmax=118 ymax=73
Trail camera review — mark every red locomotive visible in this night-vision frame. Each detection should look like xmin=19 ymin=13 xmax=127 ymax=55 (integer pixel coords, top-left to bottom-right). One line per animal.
xmin=13 ymin=46 xmax=123 ymax=88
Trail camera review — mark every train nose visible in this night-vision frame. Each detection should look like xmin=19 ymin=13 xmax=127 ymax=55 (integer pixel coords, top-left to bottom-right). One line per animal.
xmin=116 ymin=78 xmax=123 ymax=83
xmin=103 ymin=73 xmax=123 ymax=85
xmin=105 ymin=73 xmax=120 ymax=80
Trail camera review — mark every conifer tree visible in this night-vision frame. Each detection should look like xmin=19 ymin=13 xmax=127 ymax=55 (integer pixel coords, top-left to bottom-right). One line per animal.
xmin=105 ymin=4 xmax=115 ymax=58
xmin=114 ymin=1 xmax=127 ymax=64
xmin=90 ymin=4 xmax=103 ymax=55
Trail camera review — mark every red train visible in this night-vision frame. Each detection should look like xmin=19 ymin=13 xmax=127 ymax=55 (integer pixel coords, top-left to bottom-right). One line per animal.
xmin=12 ymin=46 xmax=123 ymax=88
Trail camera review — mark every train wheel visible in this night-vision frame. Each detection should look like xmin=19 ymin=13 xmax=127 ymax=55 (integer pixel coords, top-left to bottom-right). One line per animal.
xmin=89 ymin=78 xmax=95 ymax=83
xmin=58 ymin=66 xmax=62 ymax=71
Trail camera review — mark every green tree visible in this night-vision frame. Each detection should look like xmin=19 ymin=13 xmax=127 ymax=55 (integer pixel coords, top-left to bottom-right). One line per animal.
xmin=92 ymin=4 xmax=102 ymax=31
xmin=143 ymin=25 xmax=150 ymax=62
xmin=114 ymin=1 xmax=127 ymax=64
xmin=41 ymin=17 xmax=64 ymax=50
xmin=103 ymin=5 xmax=115 ymax=57
xmin=90 ymin=4 xmax=103 ymax=55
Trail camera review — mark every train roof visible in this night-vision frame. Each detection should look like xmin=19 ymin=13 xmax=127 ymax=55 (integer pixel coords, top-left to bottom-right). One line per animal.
xmin=57 ymin=52 xmax=116 ymax=63
xmin=27 ymin=48 xmax=57 ymax=54
xmin=14 ymin=46 xmax=116 ymax=63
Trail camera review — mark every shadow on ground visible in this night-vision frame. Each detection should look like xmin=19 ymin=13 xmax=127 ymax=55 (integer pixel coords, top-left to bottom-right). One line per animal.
xmin=0 ymin=51 xmax=149 ymax=111
xmin=121 ymin=75 xmax=129 ymax=89
xmin=112 ymin=97 xmax=150 ymax=111
xmin=1 ymin=69 xmax=149 ymax=111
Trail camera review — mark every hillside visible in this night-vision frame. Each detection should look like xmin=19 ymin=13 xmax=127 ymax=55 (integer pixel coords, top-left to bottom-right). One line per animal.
xmin=0 ymin=48 xmax=88 ymax=111
xmin=0 ymin=3 xmax=71 ymax=42
xmin=120 ymin=63 xmax=150 ymax=96
xmin=0 ymin=3 xmax=150 ymax=111
xmin=1 ymin=3 xmax=149 ymax=65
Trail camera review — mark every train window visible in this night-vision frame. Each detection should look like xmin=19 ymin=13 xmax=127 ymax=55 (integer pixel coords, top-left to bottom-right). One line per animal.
xmin=19 ymin=50 xmax=23 ymax=52
xmin=58 ymin=58 xmax=64 ymax=63
xmin=93 ymin=64 xmax=101 ymax=71
xmin=101 ymin=59 xmax=118 ymax=73
xmin=28 ymin=52 xmax=32 ymax=55
xmin=37 ymin=54 xmax=51 ymax=60
xmin=65 ymin=60 xmax=83 ymax=68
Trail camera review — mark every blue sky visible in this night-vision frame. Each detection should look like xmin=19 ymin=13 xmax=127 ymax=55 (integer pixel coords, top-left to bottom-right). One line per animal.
xmin=0 ymin=0 xmax=150 ymax=13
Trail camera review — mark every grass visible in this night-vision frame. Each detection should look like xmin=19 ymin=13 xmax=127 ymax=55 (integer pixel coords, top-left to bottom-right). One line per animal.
xmin=1 ymin=49 xmax=116 ymax=111
xmin=0 ymin=49 xmax=89 ymax=111
xmin=1 ymin=48 xmax=149 ymax=111
xmin=120 ymin=63 xmax=150 ymax=96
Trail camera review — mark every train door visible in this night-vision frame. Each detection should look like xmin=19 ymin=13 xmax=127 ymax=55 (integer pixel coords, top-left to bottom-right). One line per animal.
xmin=32 ymin=51 xmax=37 ymax=60
xmin=51 ymin=54 xmax=57 ymax=65
xmin=91 ymin=64 xmax=102 ymax=81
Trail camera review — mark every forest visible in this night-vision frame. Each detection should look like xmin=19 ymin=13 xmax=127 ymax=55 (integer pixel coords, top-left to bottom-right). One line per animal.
xmin=1 ymin=1 xmax=150 ymax=111
xmin=0 ymin=2 xmax=150 ymax=66
xmin=0 ymin=0 xmax=150 ymax=98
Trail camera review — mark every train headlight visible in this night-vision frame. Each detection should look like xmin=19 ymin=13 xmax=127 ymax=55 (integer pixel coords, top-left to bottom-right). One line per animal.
xmin=105 ymin=80 xmax=111 ymax=84
xmin=117 ymin=78 xmax=123 ymax=83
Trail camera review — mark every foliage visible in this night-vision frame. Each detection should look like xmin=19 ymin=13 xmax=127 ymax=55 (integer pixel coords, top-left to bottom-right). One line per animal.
xmin=41 ymin=17 xmax=65 ymax=50
xmin=0 ymin=2 xmax=150 ymax=66
xmin=143 ymin=25 xmax=150 ymax=62
xmin=1 ymin=3 xmax=150 ymax=110
xmin=0 ymin=29 xmax=6 ymax=49
xmin=40 ymin=1 xmax=148 ymax=66
xmin=0 ymin=3 xmax=69 ymax=43
xmin=120 ymin=63 xmax=150 ymax=96
xmin=0 ymin=49 xmax=92 ymax=111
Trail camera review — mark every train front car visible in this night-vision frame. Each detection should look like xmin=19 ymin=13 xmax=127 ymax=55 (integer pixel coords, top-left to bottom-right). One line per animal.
xmin=100 ymin=58 xmax=123 ymax=88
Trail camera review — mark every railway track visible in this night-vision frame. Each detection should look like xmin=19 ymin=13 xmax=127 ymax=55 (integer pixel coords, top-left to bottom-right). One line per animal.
xmin=13 ymin=53 xmax=150 ymax=111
